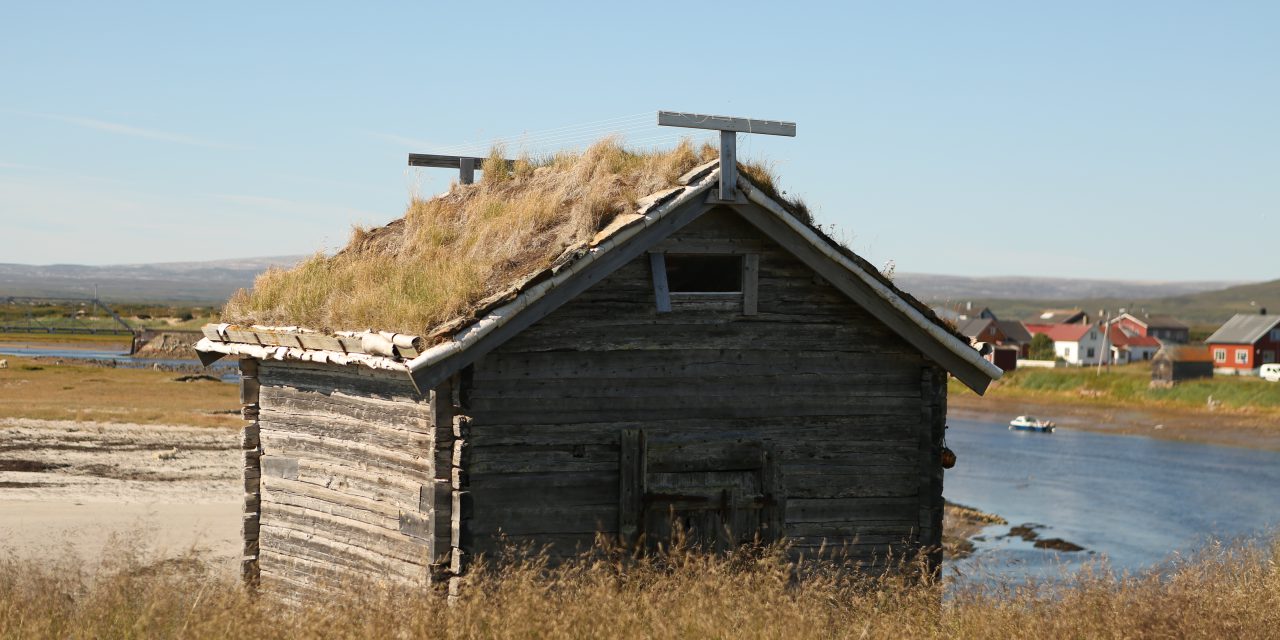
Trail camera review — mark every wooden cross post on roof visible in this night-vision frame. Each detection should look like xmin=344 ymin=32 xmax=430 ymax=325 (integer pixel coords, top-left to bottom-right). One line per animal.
xmin=407 ymin=153 xmax=515 ymax=185
xmin=657 ymin=111 xmax=796 ymax=201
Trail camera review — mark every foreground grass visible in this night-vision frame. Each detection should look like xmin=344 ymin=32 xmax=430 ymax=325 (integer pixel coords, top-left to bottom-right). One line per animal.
xmin=957 ymin=363 xmax=1280 ymax=417
xmin=2 ymin=538 xmax=1277 ymax=639
xmin=0 ymin=356 xmax=239 ymax=428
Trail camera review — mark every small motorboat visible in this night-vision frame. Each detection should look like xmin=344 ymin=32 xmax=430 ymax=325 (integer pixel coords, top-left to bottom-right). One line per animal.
xmin=1009 ymin=415 xmax=1055 ymax=433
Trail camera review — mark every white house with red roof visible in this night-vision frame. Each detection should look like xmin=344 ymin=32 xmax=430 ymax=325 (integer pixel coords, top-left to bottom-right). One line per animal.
xmin=1108 ymin=325 xmax=1162 ymax=363
xmin=1025 ymin=322 xmax=1112 ymax=365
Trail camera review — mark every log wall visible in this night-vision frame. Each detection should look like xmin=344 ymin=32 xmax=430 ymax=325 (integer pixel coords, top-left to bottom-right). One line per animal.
xmin=463 ymin=208 xmax=948 ymax=568
xmin=254 ymin=360 xmax=441 ymax=598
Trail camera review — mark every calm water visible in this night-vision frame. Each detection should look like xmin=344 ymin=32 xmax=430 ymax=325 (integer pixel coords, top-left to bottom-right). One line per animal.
xmin=0 ymin=345 xmax=237 ymax=380
xmin=945 ymin=417 xmax=1280 ymax=579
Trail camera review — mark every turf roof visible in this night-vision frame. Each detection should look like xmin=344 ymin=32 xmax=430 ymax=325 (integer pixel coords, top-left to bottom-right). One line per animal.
xmin=223 ymin=139 xmax=721 ymax=337
xmin=221 ymin=137 xmax=964 ymax=346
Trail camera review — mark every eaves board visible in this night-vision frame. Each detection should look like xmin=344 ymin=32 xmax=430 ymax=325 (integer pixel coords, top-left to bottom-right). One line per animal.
xmin=407 ymin=197 xmax=721 ymax=393
xmin=727 ymin=201 xmax=999 ymax=395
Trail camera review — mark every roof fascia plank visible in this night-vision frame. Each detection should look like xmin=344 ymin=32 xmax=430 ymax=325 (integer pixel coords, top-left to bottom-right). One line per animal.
xmin=726 ymin=199 xmax=1001 ymax=394
xmin=407 ymin=194 xmax=719 ymax=393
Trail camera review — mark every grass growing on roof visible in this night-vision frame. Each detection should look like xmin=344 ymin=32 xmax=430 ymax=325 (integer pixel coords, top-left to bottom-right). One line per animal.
xmin=223 ymin=139 xmax=726 ymax=336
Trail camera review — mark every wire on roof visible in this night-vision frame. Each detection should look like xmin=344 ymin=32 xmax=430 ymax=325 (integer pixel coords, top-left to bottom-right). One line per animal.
xmin=427 ymin=111 xmax=732 ymax=158
xmin=432 ymin=113 xmax=654 ymax=155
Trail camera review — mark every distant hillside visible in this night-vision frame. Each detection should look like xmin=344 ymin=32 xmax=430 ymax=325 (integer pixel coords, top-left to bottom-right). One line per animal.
xmin=1 ymin=255 xmax=1270 ymax=325
xmin=895 ymin=273 xmax=1244 ymax=302
xmin=0 ymin=256 xmax=304 ymax=303
xmin=935 ymin=279 xmax=1280 ymax=328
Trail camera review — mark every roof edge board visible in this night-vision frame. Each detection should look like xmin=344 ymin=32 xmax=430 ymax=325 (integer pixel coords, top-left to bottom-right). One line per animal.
xmin=735 ymin=184 xmax=1002 ymax=393
xmin=404 ymin=173 xmax=721 ymax=393
xmin=195 ymin=337 xmax=409 ymax=372
xmin=197 ymin=165 xmax=1002 ymax=395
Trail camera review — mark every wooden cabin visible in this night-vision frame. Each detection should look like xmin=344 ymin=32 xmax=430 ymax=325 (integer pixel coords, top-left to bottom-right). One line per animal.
xmin=198 ymin=153 xmax=1002 ymax=598
xmin=1151 ymin=346 xmax=1214 ymax=387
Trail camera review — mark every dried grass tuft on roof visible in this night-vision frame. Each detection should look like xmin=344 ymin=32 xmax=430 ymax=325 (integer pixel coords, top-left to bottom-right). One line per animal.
xmin=222 ymin=138 xmax=724 ymax=336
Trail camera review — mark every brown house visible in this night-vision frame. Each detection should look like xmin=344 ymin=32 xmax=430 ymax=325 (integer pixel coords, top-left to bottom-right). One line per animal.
xmin=1151 ymin=346 xmax=1214 ymax=386
xmin=198 ymin=146 xmax=1002 ymax=598
xmin=956 ymin=317 xmax=1033 ymax=364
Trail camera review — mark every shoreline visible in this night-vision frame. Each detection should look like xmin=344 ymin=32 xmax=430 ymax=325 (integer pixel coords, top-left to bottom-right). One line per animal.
xmin=949 ymin=393 xmax=1280 ymax=452
xmin=0 ymin=338 xmax=132 ymax=353
xmin=942 ymin=502 xmax=1007 ymax=561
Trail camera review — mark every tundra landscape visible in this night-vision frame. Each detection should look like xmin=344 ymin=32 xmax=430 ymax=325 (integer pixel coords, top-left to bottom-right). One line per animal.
xmin=5 ymin=3 xmax=1279 ymax=637
xmin=4 ymin=256 xmax=1280 ymax=638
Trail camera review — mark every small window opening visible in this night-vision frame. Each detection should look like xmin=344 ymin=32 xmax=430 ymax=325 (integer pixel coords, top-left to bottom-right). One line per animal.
xmin=665 ymin=255 xmax=743 ymax=293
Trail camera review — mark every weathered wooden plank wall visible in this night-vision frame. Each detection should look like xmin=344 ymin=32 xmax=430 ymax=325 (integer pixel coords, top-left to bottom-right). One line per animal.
xmin=464 ymin=208 xmax=943 ymax=566
xmin=254 ymin=360 xmax=438 ymax=598
xmin=239 ymin=358 xmax=262 ymax=586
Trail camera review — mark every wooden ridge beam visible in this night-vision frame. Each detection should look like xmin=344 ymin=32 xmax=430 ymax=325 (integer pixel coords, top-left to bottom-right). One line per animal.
xmin=407 ymin=153 xmax=515 ymax=185
xmin=658 ymin=110 xmax=795 ymax=201
xmin=657 ymin=112 xmax=796 ymax=137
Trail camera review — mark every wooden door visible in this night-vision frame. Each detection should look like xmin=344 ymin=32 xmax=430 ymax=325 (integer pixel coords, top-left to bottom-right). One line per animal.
xmin=619 ymin=430 xmax=783 ymax=551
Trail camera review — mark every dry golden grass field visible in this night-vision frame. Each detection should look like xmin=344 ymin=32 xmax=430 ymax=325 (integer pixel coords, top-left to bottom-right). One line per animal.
xmin=2 ymin=538 xmax=1278 ymax=640
xmin=0 ymin=356 xmax=239 ymax=428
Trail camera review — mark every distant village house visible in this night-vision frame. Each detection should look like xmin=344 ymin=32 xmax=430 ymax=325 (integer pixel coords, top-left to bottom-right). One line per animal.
xmin=1204 ymin=311 xmax=1280 ymax=375
xmin=954 ymin=314 xmax=1033 ymax=371
xmin=1107 ymin=326 xmax=1161 ymax=364
xmin=1110 ymin=313 xmax=1190 ymax=345
xmin=1025 ymin=323 xmax=1110 ymax=366
xmin=1026 ymin=308 xmax=1089 ymax=325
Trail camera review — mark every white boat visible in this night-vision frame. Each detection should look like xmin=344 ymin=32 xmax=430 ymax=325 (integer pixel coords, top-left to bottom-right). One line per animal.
xmin=1009 ymin=415 xmax=1055 ymax=433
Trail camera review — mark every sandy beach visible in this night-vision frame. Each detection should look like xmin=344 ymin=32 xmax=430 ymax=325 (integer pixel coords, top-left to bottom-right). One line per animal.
xmin=0 ymin=418 xmax=241 ymax=569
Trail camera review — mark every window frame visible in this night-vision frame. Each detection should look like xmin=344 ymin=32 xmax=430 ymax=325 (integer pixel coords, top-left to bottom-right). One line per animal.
xmin=664 ymin=254 xmax=746 ymax=295
xmin=1235 ymin=349 xmax=1250 ymax=365
xmin=1214 ymin=348 xmax=1227 ymax=363
xmin=649 ymin=246 xmax=760 ymax=315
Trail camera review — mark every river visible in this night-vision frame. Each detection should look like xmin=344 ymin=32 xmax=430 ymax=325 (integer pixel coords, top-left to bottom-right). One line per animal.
xmin=0 ymin=344 xmax=238 ymax=380
xmin=945 ymin=417 xmax=1280 ymax=580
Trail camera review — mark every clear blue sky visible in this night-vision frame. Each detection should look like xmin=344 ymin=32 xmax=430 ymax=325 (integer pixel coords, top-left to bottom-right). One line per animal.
xmin=1 ymin=2 xmax=1275 ymax=281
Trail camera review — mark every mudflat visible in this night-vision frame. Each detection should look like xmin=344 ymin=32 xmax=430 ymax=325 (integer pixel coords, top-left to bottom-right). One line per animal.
xmin=0 ymin=418 xmax=240 ymax=568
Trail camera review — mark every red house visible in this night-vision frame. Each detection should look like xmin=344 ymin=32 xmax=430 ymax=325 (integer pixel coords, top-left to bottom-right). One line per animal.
xmin=1109 ymin=313 xmax=1190 ymax=344
xmin=1204 ymin=313 xmax=1280 ymax=374
xmin=1107 ymin=326 xmax=1161 ymax=363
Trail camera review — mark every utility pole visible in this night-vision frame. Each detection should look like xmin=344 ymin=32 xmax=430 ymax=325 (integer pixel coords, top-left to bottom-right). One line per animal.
xmin=1097 ymin=309 xmax=1112 ymax=376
